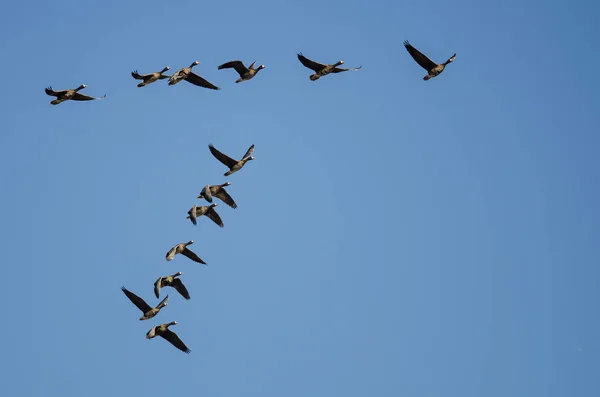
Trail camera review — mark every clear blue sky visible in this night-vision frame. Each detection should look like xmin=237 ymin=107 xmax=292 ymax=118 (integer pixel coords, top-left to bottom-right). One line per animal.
xmin=1 ymin=0 xmax=599 ymax=395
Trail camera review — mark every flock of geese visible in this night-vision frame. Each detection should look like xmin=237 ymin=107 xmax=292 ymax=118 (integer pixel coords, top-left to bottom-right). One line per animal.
xmin=44 ymin=41 xmax=457 ymax=104
xmin=121 ymin=142 xmax=255 ymax=354
xmin=45 ymin=40 xmax=456 ymax=354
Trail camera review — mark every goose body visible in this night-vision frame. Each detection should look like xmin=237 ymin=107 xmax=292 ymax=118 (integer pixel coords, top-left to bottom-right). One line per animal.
xmin=403 ymin=40 xmax=456 ymax=81
xmin=297 ymin=53 xmax=362 ymax=81
xmin=131 ymin=66 xmax=171 ymax=87
xmin=218 ymin=60 xmax=266 ymax=83
xmin=186 ymin=203 xmax=224 ymax=227
xmin=45 ymin=84 xmax=106 ymax=105
xmin=198 ymin=182 xmax=237 ymax=209
xmin=146 ymin=321 xmax=191 ymax=354
xmin=208 ymin=143 xmax=255 ymax=176
xmin=154 ymin=272 xmax=190 ymax=300
xmin=165 ymin=240 xmax=206 ymax=264
xmin=168 ymin=61 xmax=220 ymax=90
xmin=121 ymin=287 xmax=168 ymax=320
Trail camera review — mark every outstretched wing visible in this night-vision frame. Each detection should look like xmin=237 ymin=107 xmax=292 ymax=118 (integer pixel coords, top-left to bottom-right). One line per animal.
xmin=209 ymin=144 xmax=238 ymax=168
xmin=45 ymin=86 xmax=61 ymax=97
xmin=214 ymin=188 xmax=237 ymax=209
xmin=154 ymin=277 xmax=163 ymax=299
xmin=185 ymin=72 xmax=220 ymax=90
xmin=72 ymin=92 xmax=106 ymax=101
xmin=242 ymin=144 xmax=255 ymax=160
xmin=172 ymin=279 xmax=191 ymax=300
xmin=218 ymin=60 xmax=248 ymax=75
xmin=205 ymin=207 xmax=224 ymax=227
xmin=403 ymin=41 xmax=437 ymax=71
xmin=160 ymin=329 xmax=191 ymax=353
xmin=131 ymin=70 xmax=146 ymax=80
xmin=181 ymin=247 xmax=206 ymax=264
xmin=297 ymin=53 xmax=327 ymax=72
xmin=121 ymin=287 xmax=152 ymax=313
xmin=331 ymin=65 xmax=362 ymax=73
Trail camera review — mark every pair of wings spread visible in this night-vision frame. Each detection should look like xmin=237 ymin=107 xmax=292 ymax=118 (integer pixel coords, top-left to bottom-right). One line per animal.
xmin=297 ymin=53 xmax=362 ymax=73
xmin=45 ymin=87 xmax=105 ymax=101
xmin=209 ymin=144 xmax=254 ymax=169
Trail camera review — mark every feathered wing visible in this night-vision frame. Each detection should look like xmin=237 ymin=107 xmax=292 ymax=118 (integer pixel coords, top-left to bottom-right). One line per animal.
xmin=121 ymin=287 xmax=152 ymax=313
xmin=181 ymin=247 xmax=206 ymax=264
xmin=403 ymin=41 xmax=437 ymax=71
xmin=214 ymin=189 xmax=237 ymax=209
xmin=218 ymin=60 xmax=248 ymax=75
xmin=331 ymin=65 xmax=362 ymax=73
xmin=45 ymin=87 xmax=61 ymax=97
xmin=160 ymin=329 xmax=191 ymax=353
xmin=209 ymin=144 xmax=238 ymax=168
xmin=297 ymin=53 xmax=326 ymax=72
xmin=72 ymin=92 xmax=106 ymax=101
xmin=172 ymin=279 xmax=191 ymax=300
xmin=242 ymin=144 xmax=255 ymax=160
xmin=205 ymin=207 xmax=224 ymax=227
xmin=185 ymin=72 xmax=220 ymax=90
xmin=154 ymin=277 xmax=163 ymax=299
xmin=166 ymin=245 xmax=179 ymax=261
xmin=131 ymin=70 xmax=146 ymax=80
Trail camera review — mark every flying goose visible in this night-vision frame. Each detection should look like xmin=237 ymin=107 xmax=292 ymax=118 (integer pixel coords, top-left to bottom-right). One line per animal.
xmin=154 ymin=272 xmax=190 ymax=300
xmin=198 ymin=182 xmax=237 ymax=209
xmin=146 ymin=321 xmax=191 ymax=354
xmin=186 ymin=203 xmax=224 ymax=227
xmin=131 ymin=66 xmax=171 ymax=87
xmin=165 ymin=240 xmax=206 ymax=264
xmin=45 ymin=85 xmax=106 ymax=105
xmin=208 ymin=143 xmax=254 ymax=176
xmin=403 ymin=40 xmax=456 ymax=81
xmin=121 ymin=287 xmax=168 ymax=320
xmin=218 ymin=60 xmax=266 ymax=83
xmin=168 ymin=61 xmax=220 ymax=90
xmin=297 ymin=53 xmax=362 ymax=81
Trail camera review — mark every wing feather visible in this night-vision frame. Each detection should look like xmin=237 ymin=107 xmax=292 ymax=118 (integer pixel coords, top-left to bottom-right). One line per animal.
xmin=205 ymin=207 xmax=224 ymax=227
xmin=172 ymin=279 xmax=191 ymax=300
xmin=209 ymin=144 xmax=238 ymax=168
xmin=181 ymin=248 xmax=206 ymax=264
xmin=218 ymin=60 xmax=248 ymax=75
xmin=185 ymin=72 xmax=220 ymax=90
xmin=161 ymin=329 xmax=191 ymax=353
xmin=297 ymin=53 xmax=326 ymax=72
xmin=121 ymin=287 xmax=152 ymax=313
xmin=403 ymin=41 xmax=437 ymax=71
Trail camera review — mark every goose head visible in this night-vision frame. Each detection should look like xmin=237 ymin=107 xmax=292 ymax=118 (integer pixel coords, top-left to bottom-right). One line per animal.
xmin=445 ymin=54 xmax=456 ymax=65
xmin=186 ymin=240 xmax=194 ymax=245
xmin=161 ymin=66 xmax=171 ymax=73
xmin=77 ymin=84 xmax=87 ymax=90
xmin=334 ymin=60 xmax=344 ymax=67
xmin=190 ymin=61 xmax=200 ymax=68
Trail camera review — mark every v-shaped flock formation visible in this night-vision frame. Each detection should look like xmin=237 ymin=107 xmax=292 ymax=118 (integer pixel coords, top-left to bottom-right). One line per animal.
xmin=48 ymin=40 xmax=456 ymax=355
xmin=120 ymin=142 xmax=255 ymax=354
xmin=45 ymin=41 xmax=457 ymax=105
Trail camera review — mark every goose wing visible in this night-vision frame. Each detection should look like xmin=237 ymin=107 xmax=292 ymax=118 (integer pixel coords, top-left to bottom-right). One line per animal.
xmin=242 ymin=144 xmax=255 ymax=160
xmin=205 ymin=207 xmax=224 ymax=227
xmin=181 ymin=247 xmax=206 ymax=264
xmin=218 ymin=60 xmax=248 ymax=75
xmin=172 ymin=278 xmax=191 ymax=300
xmin=131 ymin=70 xmax=147 ymax=80
xmin=121 ymin=287 xmax=152 ymax=313
xmin=403 ymin=41 xmax=437 ymax=71
xmin=185 ymin=72 xmax=220 ymax=90
xmin=331 ymin=65 xmax=362 ymax=73
xmin=154 ymin=277 xmax=163 ymax=299
xmin=165 ymin=245 xmax=178 ymax=261
xmin=213 ymin=188 xmax=237 ymax=209
xmin=209 ymin=144 xmax=238 ymax=168
xmin=160 ymin=329 xmax=191 ymax=353
xmin=72 ymin=92 xmax=106 ymax=101
xmin=45 ymin=86 xmax=62 ymax=97
xmin=297 ymin=53 xmax=327 ymax=72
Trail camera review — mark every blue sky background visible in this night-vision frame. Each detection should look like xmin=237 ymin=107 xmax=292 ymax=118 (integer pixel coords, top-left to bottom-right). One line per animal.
xmin=1 ymin=0 xmax=599 ymax=396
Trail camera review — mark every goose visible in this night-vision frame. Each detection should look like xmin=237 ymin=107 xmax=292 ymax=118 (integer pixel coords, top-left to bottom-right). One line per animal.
xmin=165 ymin=240 xmax=206 ymax=264
xmin=186 ymin=203 xmax=224 ymax=227
xmin=168 ymin=61 xmax=220 ymax=90
xmin=297 ymin=53 xmax=362 ymax=81
xmin=121 ymin=287 xmax=168 ymax=320
xmin=146 ymin=321 xmax=191 ymax=354
xmin=218 ymin=60 xmax=266 ymax=83
xmin=198 ymin=182 xmax=237 ymax=209
xmin=403 ymin=40 xmax=456 ymax=81
xmin=45 ymin=85 xmax=106 ymax=105
xmin=208 ymin=143 xmax=254 ymax=176
xmin=131 ymin=66 xmax=171 ymax=87
xmin=154 ymin=272 xmax=190 ymax=300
